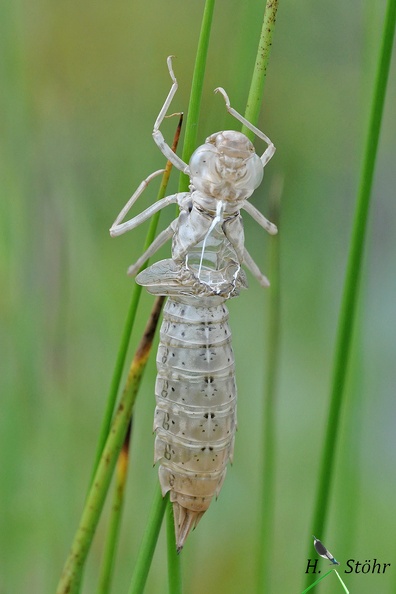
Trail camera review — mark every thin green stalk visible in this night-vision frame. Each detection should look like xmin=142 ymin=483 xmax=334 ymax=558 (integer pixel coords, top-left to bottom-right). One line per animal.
xmin=127 ymin=487 xmax=168 ymax=594
xmin=242 ymin=0 xmax=279 ymax=141
xmin=89 ymin=114 xmax=183 ymax=487
xmin=305 ymin=0 xmax=396 ymax=587
xmin=301 ymin=569 xmax=349 ymax=594
xmin=165 ymin=1 xmax=278 ymax=578
xmin=161 ymin=0 xmax=215 ymax=594
xmin=257 ymin=179 xmax=282 ymax=594
xmin=235 ymin=2 xmax=280 ymax=592
xmin=97 ymin=420 xmax=133 ymax=594
xmin=127 ymin=2 xmax=217 ymax=587
xmin=334 ymin=570 xmax=350 ymax=594
xmin=166 ymin=499 xmax=183 ymax=593
xmin=56 ymin=297 xmax=165 ymax=594
xmin=178 ymin=0 xmax=216 ymax=192
xmin=301 ymin=569 xmax=333 ymax=593
xmin=66 ymin=116 xmax=181 ymax=594
xmin=89 ymin=284 xmax=142 ymax=484
xmin=57 ymin=117 xmax=182 ymax=594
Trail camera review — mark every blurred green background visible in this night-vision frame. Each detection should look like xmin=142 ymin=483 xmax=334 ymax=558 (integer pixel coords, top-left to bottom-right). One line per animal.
xmin=1 ymin=0 xmax=396 ymax=592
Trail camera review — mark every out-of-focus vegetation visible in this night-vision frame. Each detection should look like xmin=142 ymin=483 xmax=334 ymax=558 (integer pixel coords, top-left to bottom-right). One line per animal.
xmin=1 ymin=1 xmax=395 ymax=593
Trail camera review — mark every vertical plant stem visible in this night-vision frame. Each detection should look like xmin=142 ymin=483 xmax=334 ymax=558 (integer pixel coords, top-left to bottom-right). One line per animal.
xmin=96 ymin=420 xmax=133 ymax=594
xmin=242 ymin=0 xmax=279 ymax=141
xmin=256 ymin=180 xmax=282 ymax=593
xmin=178 ymin=0 xmax=216 ymax=192
xmin=166 ymin=499 xmax=183 ymax=593
xmin=127 ymin=487 xmax=168 ymax=594
xmin=91 ymin=0 xmax=215 ymax=594
xmin=55 ymin=300 xmax=165 ymax=594
xmin=89 ymin=285 xmax=142 ymax=484
xmin=235 ymin=2 xmax=280 ymax=592
xmin=301 ymin=569 xmax=333 ymax=593
xmin=80 ymin=116 xmax=181 ymax=594
xmin=90 ymin=115 xmax=183 ymax=488
xmin=305 ymin=0 xmax=396 ymax=587
xmin=98 ymin=0 xmax=215 ymax=594
xmin=56 ymin=116 xmax=182 ymax=594
xmin=131 ymin=0 xmax=217 ymax=586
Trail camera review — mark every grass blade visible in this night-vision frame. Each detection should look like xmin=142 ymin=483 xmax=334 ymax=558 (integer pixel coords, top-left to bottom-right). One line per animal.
xmin=242 ymin=0 xmax=279 ymax=140
xmin=256 ymin=179 xmax=282 ymax=593
xmin=305 ymin=0 xmax=396 ymax=587
xmin=334 ymin=570 xmax=350 ymax=594
xmin=96 ymin=421 xmax=133 ymax=594
xmin=178 ymin=0 xmax=216 ymax=192
xmin=55 ymin=115 xmax=182 ymax=594
xmin=233 ymin=2 xmax=281 ymax=591
xmin=127 ymin=487 xmax=168 ymax=594
xmin=167 ymin=499 xmax=183 ymax=593
xmin=90 ymin=115 xmax=183 ymax=487
xmin=92 ymin=116 xmax=182 ymax=594
xmin=301 ymin=569 xmax=333 ymax=593
xmin=56 ymin=296 xmax=165 ymax=594
xmin=125 ymin=1 xmax=218 ymax=588
xmin=169 ymin=7 xmax=216 ymax=586
xmin=301 ymin=569 xmax=350 ymax=594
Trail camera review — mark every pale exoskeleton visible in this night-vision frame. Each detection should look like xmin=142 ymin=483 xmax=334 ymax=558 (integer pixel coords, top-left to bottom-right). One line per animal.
xmin=110 ymin=57 xmax=277 ymax=551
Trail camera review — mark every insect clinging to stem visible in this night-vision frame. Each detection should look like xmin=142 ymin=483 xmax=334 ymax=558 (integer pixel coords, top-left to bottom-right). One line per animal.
xmin=110 ymin=56 xmax=277 ymax=551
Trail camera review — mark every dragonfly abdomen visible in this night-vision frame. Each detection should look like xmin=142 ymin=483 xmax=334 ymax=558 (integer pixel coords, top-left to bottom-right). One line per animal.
xmin=153 ymin=297 xmax=237 ymax=550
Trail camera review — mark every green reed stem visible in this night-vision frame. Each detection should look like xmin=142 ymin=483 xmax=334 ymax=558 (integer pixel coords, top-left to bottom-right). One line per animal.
xmin=89 ymin=285 xmax=142 ymax=484
xmin=305 ymin=0 xmax=396 ymax=587
xmin=96 ymin=421 xmax=133 ymax=594
xmin=301 ymin=569 xmax=349 ymax=594
xmin=242 ymin=0 xmax=279 ymax=142
xmin=334 ymin=570 xmax=350 ymax=593
xmin=130 ymin=1 xmax=217 ymax=587
xmin=166 ymin=499 xmax=183 ymax=593
xmin=90 ymin=4 xmax=218 ymax=592
xmin=56 ymin=297 xmax=165 ymax=594
xmin=56 ymin=117 xmax=182 ymax=594
xmin=178 ymin=0 xmax=216 ymax=192
xmin=235 ymin=2 xmax=280 ymax=592
xmin=56 ymin=297 xmax=163 ymax=594
xmin=256 ymin=179 xmax=282 ymax=594
xmin=89 ymin=117 xmax=182 ymax=594
xmin=89 ymin=116 xmax=183 ymax=488
xmin=301 ymin=569 xmax=333 ymax=593
xmin=127 ymin=487 xmax=168 ymax=594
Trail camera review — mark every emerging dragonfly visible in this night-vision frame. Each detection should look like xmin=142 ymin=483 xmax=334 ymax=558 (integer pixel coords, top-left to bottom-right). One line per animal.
xmin=110 ymin=57 xmax=277 ymax=551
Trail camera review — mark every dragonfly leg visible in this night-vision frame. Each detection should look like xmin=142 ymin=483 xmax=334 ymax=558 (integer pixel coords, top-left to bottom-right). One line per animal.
xmin=127 ymin=224 xmax=175 ymax=277
xmin=152 ymin=56 xmax=190 ymax=175
xmin=110 ymin=192 xmax=187 ymax=237
xmin=243 ymin=248 xmax=270 ymax=287
xmin=243 ymin=201 xmax=278 ymax=235
xmin=110 ymin=168 xmax=167 ymax=236
xmin=214 ymin=87 xmax=275 ymax=166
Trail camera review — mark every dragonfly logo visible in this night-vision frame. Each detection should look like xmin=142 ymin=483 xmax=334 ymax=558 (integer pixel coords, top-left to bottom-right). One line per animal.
xmin=306 ymin=536 xmax=339 ymax=572
xmin=303 ymin=536 xmax=391 ymax=592
xmin=303 ymin=536 xmax=349 ymax=593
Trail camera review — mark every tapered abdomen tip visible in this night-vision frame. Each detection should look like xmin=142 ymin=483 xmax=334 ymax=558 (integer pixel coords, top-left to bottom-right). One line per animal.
xmin=172 ymin=502 xmax=205 ymax=551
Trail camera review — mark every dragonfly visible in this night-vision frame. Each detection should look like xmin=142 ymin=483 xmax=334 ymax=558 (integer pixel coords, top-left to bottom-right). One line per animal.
xmin=313 ymin=535 xmax=340 ymax=565
xmin=110 ymin=56 xmax=277 ymax=551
